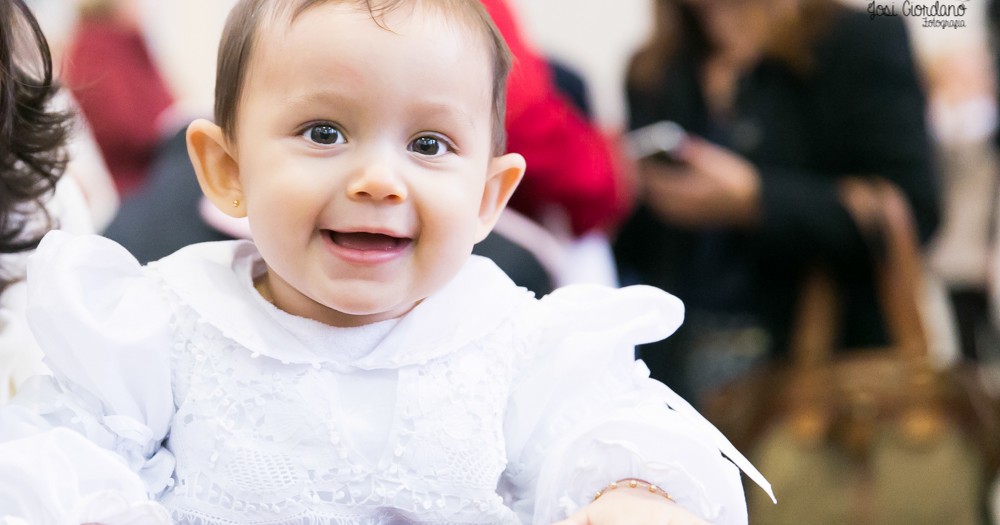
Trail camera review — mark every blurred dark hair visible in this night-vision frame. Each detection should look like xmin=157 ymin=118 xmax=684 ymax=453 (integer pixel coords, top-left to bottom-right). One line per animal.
xmin=0 ymin=0 xmax=72 ymax=284
xmin=76 ymin=0 xmax=119 ymax=20
xmin=628 ymin=0 xmax=842 ymax=94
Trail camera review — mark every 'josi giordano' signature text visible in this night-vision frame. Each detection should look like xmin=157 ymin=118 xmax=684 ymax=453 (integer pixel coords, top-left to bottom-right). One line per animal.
xmin=868 ymin=1 xmax=968 ymax=28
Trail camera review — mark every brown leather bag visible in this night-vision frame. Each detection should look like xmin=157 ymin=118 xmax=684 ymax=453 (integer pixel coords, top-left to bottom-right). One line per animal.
xmin=704 ymin=179 xmax=999 ymax=525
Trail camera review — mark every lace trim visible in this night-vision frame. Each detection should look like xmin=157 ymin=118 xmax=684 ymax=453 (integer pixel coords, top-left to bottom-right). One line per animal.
xmin=165 ymin=469 xmax=515 ymax=518
xmin=170 ymin=506 xmax=518 ymax=525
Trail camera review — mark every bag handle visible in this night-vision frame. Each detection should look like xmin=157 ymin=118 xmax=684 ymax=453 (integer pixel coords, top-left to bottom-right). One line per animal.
xmin=790 ymin=178 xmax=928 ymax=366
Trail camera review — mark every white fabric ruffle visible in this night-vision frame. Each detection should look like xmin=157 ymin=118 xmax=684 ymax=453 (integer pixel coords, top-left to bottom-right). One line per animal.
xmin=0 ymin=428 xmax=171 ymax=525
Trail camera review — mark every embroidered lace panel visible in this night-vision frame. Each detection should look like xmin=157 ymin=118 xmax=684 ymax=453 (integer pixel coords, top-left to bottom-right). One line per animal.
xmin=163 ymin=291 xmax=522 ymax=525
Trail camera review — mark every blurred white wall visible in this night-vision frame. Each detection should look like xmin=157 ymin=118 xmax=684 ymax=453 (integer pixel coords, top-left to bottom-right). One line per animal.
xmin=137 ymin=0 xmax=236 ymax=120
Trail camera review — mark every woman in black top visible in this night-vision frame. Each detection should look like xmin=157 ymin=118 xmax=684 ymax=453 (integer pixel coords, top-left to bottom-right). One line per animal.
xmin=614 ymin=0 xmax=939 ymax=404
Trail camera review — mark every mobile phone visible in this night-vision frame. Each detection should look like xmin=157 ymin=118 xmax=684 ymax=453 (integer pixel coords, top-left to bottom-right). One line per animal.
xmin=624 ymin=120 xmax=688 ymax=164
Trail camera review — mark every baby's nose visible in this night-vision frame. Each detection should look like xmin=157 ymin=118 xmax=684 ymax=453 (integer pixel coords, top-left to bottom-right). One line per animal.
xmin=347 ymin=160 xmax=407 ymax=203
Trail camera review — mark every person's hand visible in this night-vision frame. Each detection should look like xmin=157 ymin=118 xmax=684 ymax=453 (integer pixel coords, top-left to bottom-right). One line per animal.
xmin=639 ymin=137 xmax=760 ymax=229
xmin=552 ymin=485 xmax=710 ymax=525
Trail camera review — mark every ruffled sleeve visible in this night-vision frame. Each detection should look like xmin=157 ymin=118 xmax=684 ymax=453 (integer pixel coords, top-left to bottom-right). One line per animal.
xmin=501 ymin=284 xmax=772 ymax=525
xmin=0 ymin=231 xmax=175 ymax=519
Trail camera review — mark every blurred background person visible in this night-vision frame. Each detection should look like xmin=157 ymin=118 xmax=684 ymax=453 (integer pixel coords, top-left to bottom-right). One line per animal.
xmin=923 ymin=39 xmax=1000 ymax=367
xmin=478 ymin=0 xmax=631 ymax=291
xmin=922 ymin=12 xmax=1000 ymax=524
xmin=481 ymin=0 xmax=630 ymax=239
xmin=17 ymin=0 xmax=121 ymax=233
xmin=613 ymin=0 xmax=940 ymax=405
xmin=62 ymin=0 xmax=175 ymax=198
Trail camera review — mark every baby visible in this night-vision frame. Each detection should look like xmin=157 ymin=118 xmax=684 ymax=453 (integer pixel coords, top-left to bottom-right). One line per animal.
xmin=0 ymin=1 xmax=771 ymax=524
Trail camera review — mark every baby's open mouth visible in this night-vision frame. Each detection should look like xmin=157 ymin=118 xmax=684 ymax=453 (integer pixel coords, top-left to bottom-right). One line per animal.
xmin=326 ymin=230 xmax=412 ymax=251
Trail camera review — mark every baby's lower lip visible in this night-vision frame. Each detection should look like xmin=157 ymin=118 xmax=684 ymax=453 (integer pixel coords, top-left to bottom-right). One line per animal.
xmin=323 ymin=230 xmax=412 ymax=263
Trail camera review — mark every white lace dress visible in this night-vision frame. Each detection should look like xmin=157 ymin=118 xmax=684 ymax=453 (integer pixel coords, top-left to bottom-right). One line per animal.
xmin=0 ymin=232 xmax=771 ymax=525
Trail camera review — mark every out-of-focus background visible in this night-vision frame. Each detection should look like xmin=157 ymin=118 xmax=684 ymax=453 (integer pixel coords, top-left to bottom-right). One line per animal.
xmin=13 ymin=0 xmax=1000 ymax=522
xmin=23 ymin=0 xmax=995 ymax=129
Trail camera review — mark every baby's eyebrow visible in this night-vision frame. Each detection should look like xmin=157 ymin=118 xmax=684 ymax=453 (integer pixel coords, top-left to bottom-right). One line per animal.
xmin=409 ymin=101 xmax=478 ymax=132
xmin=281 ymin=89 xmax=354 ymax=111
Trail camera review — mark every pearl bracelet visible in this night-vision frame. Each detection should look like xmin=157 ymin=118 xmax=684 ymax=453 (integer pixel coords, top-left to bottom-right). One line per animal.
xmin=592 ymin=478 xmax=675 ymax=503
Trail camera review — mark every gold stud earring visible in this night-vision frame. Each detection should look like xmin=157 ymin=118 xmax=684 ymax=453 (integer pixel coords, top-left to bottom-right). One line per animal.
xmin=232 ymin=199 xmax=240 ymax=208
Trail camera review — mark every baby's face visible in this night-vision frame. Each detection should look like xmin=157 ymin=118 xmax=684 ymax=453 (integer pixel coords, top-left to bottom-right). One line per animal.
xmin=233 ymin=3 xmax=501 ymax=326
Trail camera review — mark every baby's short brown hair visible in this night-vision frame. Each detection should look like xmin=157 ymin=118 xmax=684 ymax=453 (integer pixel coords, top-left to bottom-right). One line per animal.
xmin=215 ymin=0 xmax=512 ymax=155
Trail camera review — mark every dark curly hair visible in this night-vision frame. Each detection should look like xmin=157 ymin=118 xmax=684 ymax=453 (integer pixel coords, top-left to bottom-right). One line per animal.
xmin=0 ymin=0 xmax=72 ymax=285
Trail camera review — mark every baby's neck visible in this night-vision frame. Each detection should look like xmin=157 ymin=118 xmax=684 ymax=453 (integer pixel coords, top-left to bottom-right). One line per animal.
xmin=253 ymin=275 xmax=275 ymax=305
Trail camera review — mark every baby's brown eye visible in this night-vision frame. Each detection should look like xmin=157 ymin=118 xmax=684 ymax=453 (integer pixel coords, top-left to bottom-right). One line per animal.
xmin=408 ymin=136 xmax=450 ymax=157
xmin=305 ymin=124 xmax=345 ymax=145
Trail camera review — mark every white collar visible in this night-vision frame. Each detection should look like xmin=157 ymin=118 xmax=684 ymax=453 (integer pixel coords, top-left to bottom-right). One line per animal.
xmin=150 ymin=241 xmax=535 ymax=371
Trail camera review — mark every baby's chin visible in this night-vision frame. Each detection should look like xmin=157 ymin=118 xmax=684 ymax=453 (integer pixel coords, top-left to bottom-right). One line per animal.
xmin=312 ymin=296 xmax=424 ymax=328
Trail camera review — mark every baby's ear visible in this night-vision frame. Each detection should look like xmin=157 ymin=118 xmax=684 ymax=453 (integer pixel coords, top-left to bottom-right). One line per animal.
xmin=476 ymin=152 xmax=525 ymax=242
xmin=187 ymin=119 xmax=245 ymax=218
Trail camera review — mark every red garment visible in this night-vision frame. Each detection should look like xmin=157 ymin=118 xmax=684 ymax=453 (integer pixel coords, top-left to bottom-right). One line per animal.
xmin=64 ymin=20 xmax=174 ymax=197
xmin=481 ymin=0 xmax=630 ymax=235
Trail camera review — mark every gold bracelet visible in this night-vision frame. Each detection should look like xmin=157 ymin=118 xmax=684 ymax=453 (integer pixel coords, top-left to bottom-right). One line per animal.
xmin=592 ymin=478 xmax=675 ymax=503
